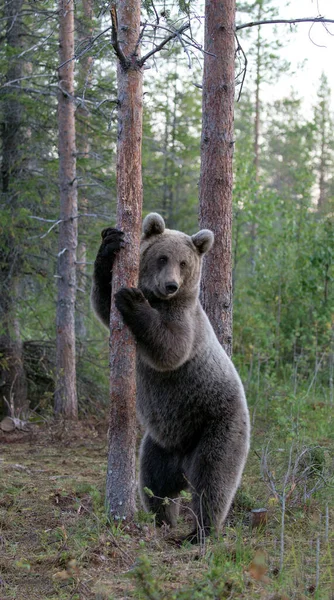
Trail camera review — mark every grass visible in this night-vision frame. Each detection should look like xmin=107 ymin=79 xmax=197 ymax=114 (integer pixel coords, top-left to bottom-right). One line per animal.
xmin=0 ymin=393 xmax=332 ymax=600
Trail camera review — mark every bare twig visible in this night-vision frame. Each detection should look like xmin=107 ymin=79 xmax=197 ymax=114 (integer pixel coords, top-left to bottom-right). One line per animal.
xmin=325 ymin=504 xmax=329 ymax=542
xmin=235 ymin=32 xmax=248 ymax=102
xmin=174 ymin=26 xmax=192 ymax=68
xmin=57 ymin=26 xmax=112 ymax=71
xmin=306 ymin=352 xmax=326 ymax=396
xmin=178 ymin=30 xmax=216 ymax=58
xmin=315 ymin=536 xmax=320 ymax=590
xmin=0 ymin=73 xmax=55 ymax=89
xmin=149 ymin=0 xmax=159 ymax=25
xmin=236 ymin=16 xmax=334 ymax=31
xmin=280 ymin=445 xmax=293 ymax=572
xmin=139 ymin=22 xmax=190 ymax=66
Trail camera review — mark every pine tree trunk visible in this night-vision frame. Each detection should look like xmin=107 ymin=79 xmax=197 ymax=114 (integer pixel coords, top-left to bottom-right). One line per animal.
xmin=75 ymin=0 xmax=93 ymax=343
xmin=318 ymin=110 xmax=326 ymax=210
xmin=106 ymin=0 xmax=143 ymax=520
xmin=250 ymin=16 xmax=261 ymax=266
xmin=254 ymin=16 xmax=261 ymax=182
xmin=0 ymin=0 xmax=28 ymax=417
xmin=55 ymin=0 xmax=78 ymax=419
xmin=199 ymin=0 xmax=236 ymax=357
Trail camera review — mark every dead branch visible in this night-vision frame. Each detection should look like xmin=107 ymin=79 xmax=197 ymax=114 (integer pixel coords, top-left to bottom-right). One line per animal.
xmin=110 ymin=3 xmax=129 ymax=69
xmin=236 ymin=16 xmax=334 ymax=31
xmin=235 ymin=32 xmax=248 ymax=102
xmin=139 ymin=22 xmax=190 ymax=66
xmin=58 ymin=26 xmax=112 ymax=70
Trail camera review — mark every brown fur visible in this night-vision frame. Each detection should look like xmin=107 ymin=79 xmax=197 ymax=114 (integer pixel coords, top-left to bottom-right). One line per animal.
xmin=91 ymin=213 xmax=250 ymax=542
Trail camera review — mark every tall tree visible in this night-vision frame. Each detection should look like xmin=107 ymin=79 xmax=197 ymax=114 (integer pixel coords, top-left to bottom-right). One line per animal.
xmin=0 ymin=0 xmax=28 ymax=416
xmin=314 ymin=73 xmax=334 ymax=213
xmin=199 ymin=0 xmax=236 ymax=357
xmin=75 ymin=0 xmax=93 ymax=343
xmin=237 ymin=0 xmax=290 ymax=265
xmin=106 ymin=1 xmax=192 ymax=519
xmin=237 ymin=0 xmax=289 ymax=179
xmin=143 ymin=53 xmax=202 ymax=231
xmin=54 ymin=0 xmax=78 ymax=418
xmin=106 ymin=0 xmax=144 ymax=520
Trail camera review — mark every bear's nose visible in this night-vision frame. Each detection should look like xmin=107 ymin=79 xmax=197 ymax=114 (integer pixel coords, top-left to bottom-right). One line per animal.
xmin=165 ymin=282 xmax=179 ymax=295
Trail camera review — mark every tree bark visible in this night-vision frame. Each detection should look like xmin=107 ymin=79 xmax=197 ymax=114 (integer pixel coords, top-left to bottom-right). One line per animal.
xmin=254 ymin=15 xmax=261 ymax=183
xmin=318 ymin=100 xmax=327 ymax=211
xmin=0 ymin=0 xmax=28 ymax=417
xmin=54 ymin=0 xmax=78 ymax=419
xmin=250 ymin=6 xmax=262 ymax=266
xmin=75 ymin=0 xmax=93 ymax=344
xmin=199 ymin=0 xmax=236 ymax=357
xmin=106 ymin=0 xmax=143 ymax=520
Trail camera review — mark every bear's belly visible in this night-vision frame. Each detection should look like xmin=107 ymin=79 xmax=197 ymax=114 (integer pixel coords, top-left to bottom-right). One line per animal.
xmin=136 ymin=353 xmax=240 ymax=451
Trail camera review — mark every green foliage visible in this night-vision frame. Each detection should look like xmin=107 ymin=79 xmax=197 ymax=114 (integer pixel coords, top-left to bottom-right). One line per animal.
xmin=237 ymin=0 xmax=291 ymax=86
xmin=0 ymin=1 xmax=332 ymax=436
xmin=142 ymin=51 xmax=202 ymax=231
xmin=1 ymin=6 xmax=333 ymax=600
xmin=129 ymin=552 xmax=246 ymax=599
xmin=233 ymin=89 xmax=333 ymax=399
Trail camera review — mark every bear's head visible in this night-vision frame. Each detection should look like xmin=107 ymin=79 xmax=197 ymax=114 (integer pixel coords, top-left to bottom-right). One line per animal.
xmin=139 ymin=213 xmax=214 ymax=301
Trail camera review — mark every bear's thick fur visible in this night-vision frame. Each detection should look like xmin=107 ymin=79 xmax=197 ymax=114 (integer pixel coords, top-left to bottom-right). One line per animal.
xmin=91 ymin=213 xmax=250 ymax=542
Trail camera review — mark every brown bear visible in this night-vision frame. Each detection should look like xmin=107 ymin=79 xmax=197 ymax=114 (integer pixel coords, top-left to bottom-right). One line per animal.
xmin=91 ymin=213 xmax=250 ymax=543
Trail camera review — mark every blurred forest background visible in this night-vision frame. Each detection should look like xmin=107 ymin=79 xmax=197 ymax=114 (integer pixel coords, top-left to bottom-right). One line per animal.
xmin=0 ymin=0 xmax=332 ymax=421
xmin=0 ymin=1 xmax=333 ymax=597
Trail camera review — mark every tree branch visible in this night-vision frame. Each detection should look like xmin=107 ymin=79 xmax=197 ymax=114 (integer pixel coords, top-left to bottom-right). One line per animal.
xmin=138 ymin=22 xmax=190 ymax=66
xmin=235 ymin=32 xmax=247 ymax=103
xmin=110 ymin=3 xmax=130 ymax=69
xmin=236 ymin=16 xmax=334 ymax=31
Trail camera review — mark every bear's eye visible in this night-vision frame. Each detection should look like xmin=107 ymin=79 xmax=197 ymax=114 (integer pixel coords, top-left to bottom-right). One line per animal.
xmin=180 ymin=261 xmax=187 ymax=269
xmin=158 ymin=256 xmax=168 ymax=266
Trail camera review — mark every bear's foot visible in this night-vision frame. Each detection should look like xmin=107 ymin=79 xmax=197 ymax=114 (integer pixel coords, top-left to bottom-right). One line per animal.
xmin=170 ymin=526 xmax=212 ymax=546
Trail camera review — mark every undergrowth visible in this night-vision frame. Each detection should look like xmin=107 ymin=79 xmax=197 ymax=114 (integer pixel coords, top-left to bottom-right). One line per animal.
xmin=0 ymin=384 xmax=332 ymax=600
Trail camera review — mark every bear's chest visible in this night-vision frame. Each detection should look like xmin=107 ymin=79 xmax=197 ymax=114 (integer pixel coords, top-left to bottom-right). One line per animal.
xmin=136 ymin=355 xmax=225 ymax=450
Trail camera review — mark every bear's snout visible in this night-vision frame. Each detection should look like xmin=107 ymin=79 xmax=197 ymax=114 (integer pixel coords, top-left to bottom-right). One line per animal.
xmin=165 ymin=281 xmax=179 ymax=295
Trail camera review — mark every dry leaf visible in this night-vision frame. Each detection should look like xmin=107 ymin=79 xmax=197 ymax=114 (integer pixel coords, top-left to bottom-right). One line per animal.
xmin=53 ymin=570 xmax=71 ymax=581
xmin=247 ymin=549 xmax=269 ymax=582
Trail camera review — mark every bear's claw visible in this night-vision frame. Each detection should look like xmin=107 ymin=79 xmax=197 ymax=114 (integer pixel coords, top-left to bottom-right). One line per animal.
xmin=99 ymin=228 xmax=125 ymax=257
xmin=115 ymin=287 xmax=147 ymax=315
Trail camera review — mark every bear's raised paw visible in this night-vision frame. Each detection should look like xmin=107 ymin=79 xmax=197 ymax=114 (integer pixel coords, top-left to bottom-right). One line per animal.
xmin=99 ymin=228 xmax=125 ymax=258
xmin=115 ymin=287 xmax=147 ymax=316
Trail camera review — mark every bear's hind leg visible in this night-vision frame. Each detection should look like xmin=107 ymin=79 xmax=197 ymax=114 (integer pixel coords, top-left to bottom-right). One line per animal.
xmin=139 ymin=432 xmax=186 ymax=527
xmin=185 ymin=419 xmax=249 ymax=543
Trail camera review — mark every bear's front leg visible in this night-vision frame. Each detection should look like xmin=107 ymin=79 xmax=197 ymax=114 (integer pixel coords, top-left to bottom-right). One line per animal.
xmin=91 ymin=228 xmax=124 ymax=327
xmin=115 ymin=287 xmax=192 ymax=370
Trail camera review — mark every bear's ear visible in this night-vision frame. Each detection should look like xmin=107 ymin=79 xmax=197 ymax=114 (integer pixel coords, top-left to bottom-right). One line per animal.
xmin=142 ymin=213 xmax=165 ymax=237
xmin=191 ymin=229 xmax=214 ymax=254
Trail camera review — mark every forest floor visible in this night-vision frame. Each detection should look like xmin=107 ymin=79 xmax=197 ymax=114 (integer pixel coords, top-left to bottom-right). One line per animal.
xmin=0 ymin=406 xmax=332 ymax=600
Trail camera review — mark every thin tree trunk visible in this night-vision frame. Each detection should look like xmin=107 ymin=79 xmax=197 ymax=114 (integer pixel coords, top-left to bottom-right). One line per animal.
xmin=169 ymin=71 xmax=178 ymax=228
xmin=254 ymin=15 xmax=261 ymax=182
xmin=199 ymin=0 xmax=236 ymax=357
xmin=318 ymin=109 xmax=326 ymax=210
xmin=106 ymin=0 xmax=143 ymax=520
xmin=76 ymin=197 xmax=88 ymax=343
xmin=55 ymin=0 xmax=78 ymax=419
xmin=0 ymin=0 xmax=28 ymax=416
xmin=75 ymin=0 xmax=93 ymax=343
xmin=162 ymin=95 xmax=170 ymax=220
xmin=250 ymin=9 xmax=261 ymax=267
